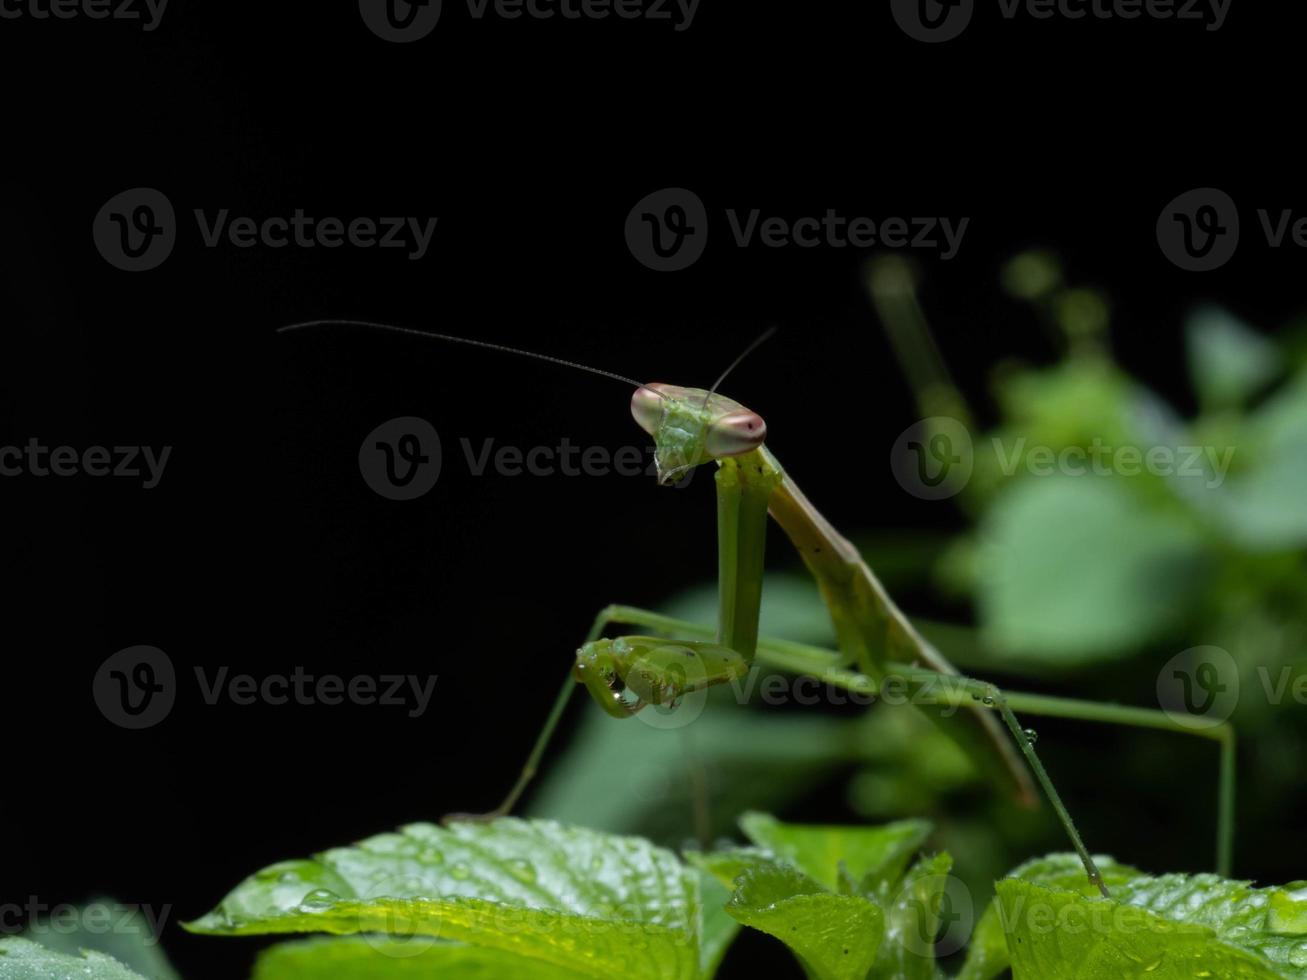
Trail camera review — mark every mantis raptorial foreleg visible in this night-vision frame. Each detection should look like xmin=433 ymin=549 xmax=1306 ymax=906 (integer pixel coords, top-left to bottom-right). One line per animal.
xmin=458 ymin=603 xmax=1235 ymax=885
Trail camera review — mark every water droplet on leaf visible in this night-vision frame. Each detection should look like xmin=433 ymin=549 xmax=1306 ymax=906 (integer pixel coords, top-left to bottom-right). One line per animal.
xmin=299 ymin=889 xmax=339 ymax=912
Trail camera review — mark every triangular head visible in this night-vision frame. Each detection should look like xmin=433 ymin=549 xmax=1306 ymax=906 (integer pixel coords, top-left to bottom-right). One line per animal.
xmin=630 ymin=384 xmax=767 ymax=485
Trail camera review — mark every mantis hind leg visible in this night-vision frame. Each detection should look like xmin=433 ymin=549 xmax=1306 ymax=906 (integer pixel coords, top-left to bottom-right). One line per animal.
xmin=889 ymin=665 xmax=1237 ymax=879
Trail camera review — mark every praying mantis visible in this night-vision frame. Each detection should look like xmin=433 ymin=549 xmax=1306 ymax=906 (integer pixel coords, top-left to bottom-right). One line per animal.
xmin=280 ymin=319 xmax=1238 ymax=896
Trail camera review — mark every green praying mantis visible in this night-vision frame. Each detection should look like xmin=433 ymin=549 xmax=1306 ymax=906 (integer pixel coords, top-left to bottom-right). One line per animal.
xmin=280 ymin=319 xmax=1238 ymax=897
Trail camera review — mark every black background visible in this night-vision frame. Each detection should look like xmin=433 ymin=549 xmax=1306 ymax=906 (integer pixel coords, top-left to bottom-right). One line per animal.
xmin=3 ymin=2 xmax=1303 ymax=977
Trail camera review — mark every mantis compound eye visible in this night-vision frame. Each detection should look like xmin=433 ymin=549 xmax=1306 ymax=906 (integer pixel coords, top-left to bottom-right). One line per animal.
xmin=705 ymin=410 xmax=767 ymax=458
xmin=630 ymin=383 xmax=668 ymax=437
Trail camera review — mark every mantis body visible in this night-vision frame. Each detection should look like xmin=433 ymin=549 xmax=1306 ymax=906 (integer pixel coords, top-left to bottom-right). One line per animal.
xmin=281 ymin=320 xmax=1238 ymax=893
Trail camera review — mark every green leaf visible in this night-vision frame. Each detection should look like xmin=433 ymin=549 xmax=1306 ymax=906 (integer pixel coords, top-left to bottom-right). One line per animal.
xmin=724 ymin=861 xmax=884 ymax=980
xmin=997 ymin=873 xmax=1307 ymax=979
xmin=252 ymin=937 xmax=584 ymax=979
xmin=873 ymin=852 xmax=954 ymax=980
xmin=738 ymin=812 xmax=933 ymax=894
xmin=695 ymin=870 xmax=741 ymax=978
xmin=695 ymin=819 xmax=962 ymax=979
xmin=1200 ymin=371 xmax=1307 ymax=549
xmin=0 ymin=937 xmax=149 ymax=979
xmin=687 ymin=846 xmax=773 ymax=890
xmin=1186 ymin=305 xmax=1282 ymax=410
xmin=187 ymin=818 xmax=704 ymax=980
xmin=24 ymin=898 xmax=179 ymax=980
xmin=974 ymin=476 xmax=1208 ymax=664
xmin=957 ymin=853 xmax=1144 ymax=980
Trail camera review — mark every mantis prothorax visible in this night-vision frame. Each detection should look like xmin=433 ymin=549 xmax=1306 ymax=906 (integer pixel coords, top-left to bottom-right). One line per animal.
xmin=281 ymin=319 xmax=1238 ymax=895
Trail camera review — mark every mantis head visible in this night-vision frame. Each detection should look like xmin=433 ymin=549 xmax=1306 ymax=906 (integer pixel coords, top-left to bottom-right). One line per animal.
xmin=630 ymin=384 xmax=767 ymax=486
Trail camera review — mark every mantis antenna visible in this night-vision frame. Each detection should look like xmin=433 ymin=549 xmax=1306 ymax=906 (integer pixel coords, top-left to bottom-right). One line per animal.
xmin=703 ymin=325 xmax=780 ymax=405
xmin=277 ymin=318 xmax=668 ymax=399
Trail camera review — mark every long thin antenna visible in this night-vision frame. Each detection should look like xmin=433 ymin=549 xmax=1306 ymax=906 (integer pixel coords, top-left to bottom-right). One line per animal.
xmin=277 ymin=319 xmax=664 ymax=396
xmin=705 ymin=325 xmax=780 ymax=403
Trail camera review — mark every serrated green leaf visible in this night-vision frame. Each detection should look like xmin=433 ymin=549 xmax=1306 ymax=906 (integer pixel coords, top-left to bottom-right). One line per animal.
xmin=725 ymin=862 xmax=883 ymax=980
xmin=252 ymin=937 xmax=584 ymax=979
xmin=956 ymin=853 xmax=1143 ymax=980
xmin=0 ymin=937 xmax=148 ymax=979
xmin=873 ymin=852 xmax=953 ymax=980
xmin=997 ymin=874 xmax=1307 ymax=980
xmin=1110 ymin=874 xmax=1307 ymax=977
xmin=187 ymin=818 xmax=703 ymax=980
xmin=739 ymin=811 xmax=932 ymax=893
